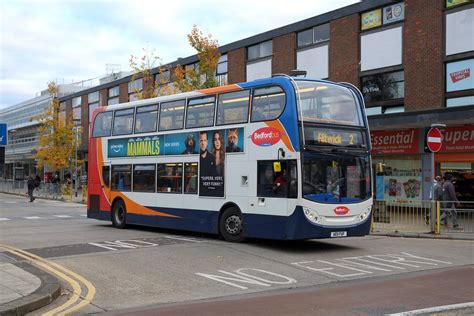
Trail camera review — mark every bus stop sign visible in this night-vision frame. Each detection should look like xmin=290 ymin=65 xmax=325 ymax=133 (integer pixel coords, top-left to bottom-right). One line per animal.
xmin=426 ymin=127 xmax=442 ymax=152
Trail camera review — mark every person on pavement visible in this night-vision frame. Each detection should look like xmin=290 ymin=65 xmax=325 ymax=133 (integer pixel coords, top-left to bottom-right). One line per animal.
xmin=441 ymin=174 xmax=461 ymax=229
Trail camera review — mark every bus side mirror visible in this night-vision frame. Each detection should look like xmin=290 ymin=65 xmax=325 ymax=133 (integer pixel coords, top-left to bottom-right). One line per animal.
xmin=278 ymin=148 xmax=285 ymax=160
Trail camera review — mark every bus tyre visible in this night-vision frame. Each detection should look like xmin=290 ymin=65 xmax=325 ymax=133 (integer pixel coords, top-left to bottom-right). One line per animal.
xmin=220 ymin=207 xmax=244 ymax=243
xmin=112 ymin=200 xmax=127 ymax=229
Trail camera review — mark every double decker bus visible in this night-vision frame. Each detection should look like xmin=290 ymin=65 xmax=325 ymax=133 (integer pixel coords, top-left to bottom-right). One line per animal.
xmin=88 ymin=75 xmax=372 ymax=242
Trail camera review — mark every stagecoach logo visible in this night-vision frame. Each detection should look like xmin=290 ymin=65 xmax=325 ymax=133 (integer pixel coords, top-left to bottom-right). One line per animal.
xmin=251 ymin=127 xmax=281 ymax=147
xmin=110 ymin=144 xmax=124 ymax=153
xmin=334 ymin=206 xmax=349 ymax=215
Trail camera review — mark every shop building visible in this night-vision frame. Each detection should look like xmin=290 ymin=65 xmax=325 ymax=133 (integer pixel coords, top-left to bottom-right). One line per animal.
xmin=2 ymin=0 xmax=473 ymax=202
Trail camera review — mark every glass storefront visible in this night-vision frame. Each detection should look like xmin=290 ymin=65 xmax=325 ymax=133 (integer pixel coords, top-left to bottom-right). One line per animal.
xmin=373 ymin=155 xmax=423 ymax=205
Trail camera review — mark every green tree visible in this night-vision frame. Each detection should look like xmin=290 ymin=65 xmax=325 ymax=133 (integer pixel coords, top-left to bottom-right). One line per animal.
xmin=174 ymin=25 xmax=221 ymax=92
xmin=35 ymin=81 xmax=77 ymax=173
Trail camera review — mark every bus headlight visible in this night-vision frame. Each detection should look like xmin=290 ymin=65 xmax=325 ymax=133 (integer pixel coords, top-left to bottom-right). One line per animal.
xmin=303 ymin=207 xmax=321 ymax=224
xmin=359 ymin=206 xmax=372 ymax=221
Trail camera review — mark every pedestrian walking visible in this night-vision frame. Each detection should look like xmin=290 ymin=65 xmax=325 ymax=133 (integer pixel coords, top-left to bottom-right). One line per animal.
xmin=440 ymin=174 xmax=461 ymax=229
xmin=27 ymin=176 xmax=36 ymax=202
xmin=426 ymin=176 xmax=443 ymax=224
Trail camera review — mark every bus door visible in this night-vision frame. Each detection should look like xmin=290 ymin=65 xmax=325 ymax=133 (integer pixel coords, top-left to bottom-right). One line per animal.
xmin=251 ymin=160 xmax=298 ymax=216
xmin=101 ymin=161 xmax=111 ymax=202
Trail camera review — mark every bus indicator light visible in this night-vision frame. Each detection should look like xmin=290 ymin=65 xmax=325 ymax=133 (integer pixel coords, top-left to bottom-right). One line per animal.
xmin=334 ymin=206 xmax=349 ymax=215
xmin=251 ymin=127 xmax=281 ymax=146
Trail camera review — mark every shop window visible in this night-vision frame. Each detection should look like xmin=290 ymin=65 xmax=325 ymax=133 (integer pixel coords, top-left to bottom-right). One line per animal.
xmin=257 ymin=160 xmax=297 ymax=198
xmin=112 ymin=108 xmax=134 ymax=136
xmin=216 ymin=90 xmax=249 ymax=125
xmin=111 ymin=165 xmax=132 ymax=192
xmin=446 ymin=96 xmax=474 ymax=107
xmin=372 ymin=157 xmax=422 ymax=204
xmin=133 ymin=164 xmax=156 ymax=192
xmin=361 ymin=71 xmax=404 ymax=102
xmin=446 ymin=59 xmax=474 ymax=92
xmin=251 ymin=86 xmax=285 ymax=122
xmin=157 ymin=163 xmax=183 ymax=193
xmin=184 ymin=163 xmax=198 ymax=194
xmin=135 ymin=104 xmax=158 ymax=134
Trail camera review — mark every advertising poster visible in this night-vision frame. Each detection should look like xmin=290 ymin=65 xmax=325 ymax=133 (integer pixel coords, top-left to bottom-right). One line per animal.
xmin=163 ymin=132 xmax=199 ymax=155
xmin=446 ymin=0 xmax=470 ymax=8
xmin=383 ymin=3 xmax=404 ymax=24
xmin=199 ymin=130 xmax=225 ymax=197
xmin=446 ymin=59 xmax=473 ymax=92
xmin=361 ymin=9 xmax=382 ymax=30
xmin=382 ymin=176 xmax=422 ymax=206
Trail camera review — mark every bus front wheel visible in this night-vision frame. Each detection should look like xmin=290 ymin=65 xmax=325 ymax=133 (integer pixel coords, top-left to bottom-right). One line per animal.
xmin=112 ymin=199 xmax=127 ymax=229
xmin=219 ymin=207 xmax=244 ymax=242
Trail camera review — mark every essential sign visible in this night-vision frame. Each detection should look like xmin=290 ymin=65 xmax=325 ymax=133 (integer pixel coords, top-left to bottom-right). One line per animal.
xmin=0 ymin=123 xmax=7 ymax=146
xmin=426 ymin=128 xmax=443 ymax=152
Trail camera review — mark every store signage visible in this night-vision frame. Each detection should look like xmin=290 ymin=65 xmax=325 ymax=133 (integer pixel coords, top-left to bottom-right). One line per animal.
xmin=383 ymin=3 xmax=404 ymax=24
xmin=361 ymin=9 xmax=382 ymax=30
xmin=426 ymin=128 xmax=443 ymax=152
xmin=0 ymin=124 xmax=7 ymax=146
xmin=370 ymin=129 xmax=419 ymax=154
xmin=440 ymin=125 xmax=474 ymax=153
xmin=446 ymin=59 xmax=474 ymax=92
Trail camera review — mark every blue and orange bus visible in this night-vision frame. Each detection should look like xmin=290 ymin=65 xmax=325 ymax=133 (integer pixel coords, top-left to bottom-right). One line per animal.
xmin=88 ymin=75 xmax=372 ymax=242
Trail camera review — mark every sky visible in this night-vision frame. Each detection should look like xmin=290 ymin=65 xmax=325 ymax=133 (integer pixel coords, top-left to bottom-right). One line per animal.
xmin=0 ymin=0 xmax=359 ymax=109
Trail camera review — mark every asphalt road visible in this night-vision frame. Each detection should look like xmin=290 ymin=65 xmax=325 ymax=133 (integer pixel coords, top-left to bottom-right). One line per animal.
xmin=1 ymin=193 xmax=473 ymax=315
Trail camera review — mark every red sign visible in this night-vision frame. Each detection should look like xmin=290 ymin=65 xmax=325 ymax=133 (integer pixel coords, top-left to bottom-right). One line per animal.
xmin=370 ymin=129 xmax=419 ymax=155
xmin=427 ymin=128 xmax=442 ymax=152
xmin=440 ymin=125 xmax=474 ymax=153
xmin=450 ymin=68 xmax=470 ymax=83
xmin=334 ymin=206 xmax=349 ymax=215
xmin=251 ymin=127 xmax=281 ymax=147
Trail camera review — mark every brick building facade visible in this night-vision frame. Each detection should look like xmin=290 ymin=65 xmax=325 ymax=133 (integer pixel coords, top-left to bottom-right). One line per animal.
xmin=4 ymin=0 xmax=473 ymax=202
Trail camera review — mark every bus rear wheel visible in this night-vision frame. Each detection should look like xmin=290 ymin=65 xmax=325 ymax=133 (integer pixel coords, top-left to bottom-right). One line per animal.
xmin=112 ymin=199 xmax=127 ymax=228
xmin=219 ymin=207 xmax=244 ymax=242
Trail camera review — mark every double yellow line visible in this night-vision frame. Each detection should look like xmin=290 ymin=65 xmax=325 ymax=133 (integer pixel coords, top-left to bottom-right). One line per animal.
xmin=0 ymin=244 xmax=96 ymax=315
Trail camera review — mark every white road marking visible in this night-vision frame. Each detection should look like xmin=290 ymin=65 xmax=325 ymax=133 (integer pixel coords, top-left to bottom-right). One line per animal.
xmin=164 ymin=236 xmax=205 ymax=243
xmin=387 ymin=301 xmax=474 ymax=315
xmin=53 ymin=215 xmax=72 ymax=218
xmin=5 ymin=201 xmax=17 ymax=204
xmin=0 ymin=218 xmax=11 ymax=221
xmin=23 ymin=216 xmax=42 ymax=220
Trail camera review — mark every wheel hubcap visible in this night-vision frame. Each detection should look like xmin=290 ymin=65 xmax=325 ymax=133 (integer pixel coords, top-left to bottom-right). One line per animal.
xmin=116 ymin=206 xmax=124 ymax=223
xmin=225 ymin=215 xmax=242 ymax=235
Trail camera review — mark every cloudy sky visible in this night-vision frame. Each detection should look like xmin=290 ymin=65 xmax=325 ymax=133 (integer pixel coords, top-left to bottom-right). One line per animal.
xmin=0 ymin=0 xmax=359 ymax=109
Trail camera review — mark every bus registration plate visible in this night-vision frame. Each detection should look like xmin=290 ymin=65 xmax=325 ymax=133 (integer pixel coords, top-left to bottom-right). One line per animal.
xmin=330 ymin=231 xmax=347 ymax=238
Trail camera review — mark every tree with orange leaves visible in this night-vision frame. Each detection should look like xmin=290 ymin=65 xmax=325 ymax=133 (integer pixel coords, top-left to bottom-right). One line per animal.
xmin=174 ymin=25 xmax=221 ymax=92
xmin=35 ymin=81 xmax=77 ymax=173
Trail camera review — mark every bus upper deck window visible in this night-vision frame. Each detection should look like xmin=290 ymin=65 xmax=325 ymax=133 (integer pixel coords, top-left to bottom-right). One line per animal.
xmin=92 ymin=112 xmax=112 ymax=137
xmin=251 ymin=86 xmax=285 ymax=122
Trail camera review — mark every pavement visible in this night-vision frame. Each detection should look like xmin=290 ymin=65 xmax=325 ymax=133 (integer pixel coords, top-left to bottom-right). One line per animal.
xmin=0 ymin=193 xmax=472 ymax=315
xmin=0 ymin=260 xmax=60 ymax=315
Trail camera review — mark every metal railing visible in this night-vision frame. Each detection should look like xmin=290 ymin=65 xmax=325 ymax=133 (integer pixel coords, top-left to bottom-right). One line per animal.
xmin=371 ymin=200 xmax=474 ymax=235
xmin=0 ymin=179 xmax=87 ymax=203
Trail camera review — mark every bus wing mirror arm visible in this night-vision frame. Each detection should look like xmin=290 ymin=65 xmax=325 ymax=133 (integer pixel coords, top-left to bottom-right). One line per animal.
xmin=278 ymin=148 xmax=285 ymax=160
